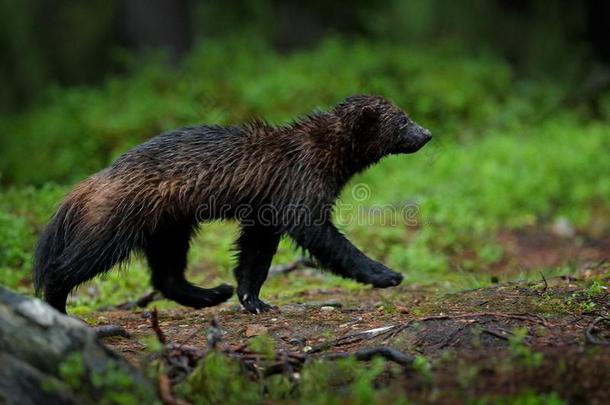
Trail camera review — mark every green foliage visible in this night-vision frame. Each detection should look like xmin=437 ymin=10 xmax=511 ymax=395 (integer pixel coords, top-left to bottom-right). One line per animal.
xmin=247 ymin=334 xmax=276 ymax=359
xmin=56 ymin=351 xmax=158 ymax=405
xmin=412 ymin=355 xmax=433 ymax=382
xmin=561 ymin=279 xmax=609 ymax=315
xmin=586 ymin=280 xmax=606 ymax=300
xmin=179 ymin=351 xmax=260 ymax=405
xmin=58 ymin=351 xmax=87 ymax=390
xmin=297 ymin=357 xmax=394 ymax=405
xmin=473 ymin=391 xmax=566 ymax=405
xmin=178 ymin=352 xmax=404 ymax=405
xmin=90 ymin=359 xmax=158 ymax=405
xmin=0 ymin=185 xmax=65 ymax=291
xmin=0 ymin=0 xmax=595 ymax=113
xmin=1 ymin=38 xmax=517 ymax=185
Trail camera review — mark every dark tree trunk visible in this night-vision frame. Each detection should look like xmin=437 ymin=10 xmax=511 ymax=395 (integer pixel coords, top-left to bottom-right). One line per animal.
xmin=587 ymin=0 xmax=610 ymax=63
xmin=120 ymin=0 xmax=192 ymax=63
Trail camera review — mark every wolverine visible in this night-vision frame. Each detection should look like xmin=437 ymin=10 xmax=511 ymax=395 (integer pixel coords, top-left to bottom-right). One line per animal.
xmin=34 ymin=95 xmax=432 ymax=314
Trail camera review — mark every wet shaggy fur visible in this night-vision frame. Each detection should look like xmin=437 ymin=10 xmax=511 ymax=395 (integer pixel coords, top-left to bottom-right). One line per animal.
xmin=34 ymin=95 xmax=432 ymax=314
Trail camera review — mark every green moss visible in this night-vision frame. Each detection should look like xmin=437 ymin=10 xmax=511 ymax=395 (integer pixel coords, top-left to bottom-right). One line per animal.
xmin=56 ymin=352 xmax=158 ymax=405
xmin=178 ymin=351 xmax=260 ymax=405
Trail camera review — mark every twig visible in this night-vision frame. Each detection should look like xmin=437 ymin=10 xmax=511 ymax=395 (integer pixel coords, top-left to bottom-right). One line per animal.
xmin=481 ymin=328 xmax=511 ymax=341
xmin=585 ymin=317 xmax=610 ymax=346
xmin=538 ymin=272 xmax=548 ymax=294
xmin=436 ymin=320 xmax=475 ymax=349
xmin=321 ymin=347 xmax=414 ymax=367
xmin=158 ymin=373 xmax=191 ymax=405
xmin=309 ymin=325 xmax=401 ymax=353
xmin=147 ymin=307 xmax=167 ymax=344
xmin=416 ymin=312 xmax=550 ymax=327
xmin=95 ymin=325 xmax=131 ymax=339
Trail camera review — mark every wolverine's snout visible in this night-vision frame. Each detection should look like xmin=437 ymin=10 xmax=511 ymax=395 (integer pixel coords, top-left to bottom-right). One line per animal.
xmin=397 ymin=123 xmax=432 ymax=153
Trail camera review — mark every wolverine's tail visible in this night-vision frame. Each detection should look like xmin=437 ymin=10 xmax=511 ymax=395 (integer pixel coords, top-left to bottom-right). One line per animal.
xmin=33 ymin=179 xmax=137 ymax=313
xmin=33 ymin=193 xmax=82 ymax=299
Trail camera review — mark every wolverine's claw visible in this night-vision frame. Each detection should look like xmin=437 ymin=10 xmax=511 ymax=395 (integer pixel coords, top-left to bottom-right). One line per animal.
xmin=240 ymin=294 xmax=276 ymax=314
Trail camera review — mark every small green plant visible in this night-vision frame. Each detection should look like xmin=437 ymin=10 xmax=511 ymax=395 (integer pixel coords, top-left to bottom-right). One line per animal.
xmin=56 ymin=352 xmax=158 ymax=405
xmin=300 ymin=357 xmax=390 ymax=405
xmin=248 ymin=333 xmax=276 ymax=359
xmin=58 ymin=351 xmax=86 ymax=390
xmin=586 ymin=280 xmax=606 ymax=300
xmin=179 ymin=351 xmax=260 ymax=405
xmin=562 ymin=281 xmax=607 ymax=315
xmin=508 ymin=327 xmax=543 ymax=369
xmin=413 ymin=355 xmax=433 ymax=382
xmin=579 ymin=301 xmax=597 ymax=314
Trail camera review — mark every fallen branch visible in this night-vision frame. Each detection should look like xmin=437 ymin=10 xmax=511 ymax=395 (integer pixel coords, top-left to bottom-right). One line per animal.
xmin=481 ymin=328 xmax=511 ymax=341
xmin=95 ymin=324 xmax=131 ymax=339
xmin=321 ymin=347 xmax=414 ymax=367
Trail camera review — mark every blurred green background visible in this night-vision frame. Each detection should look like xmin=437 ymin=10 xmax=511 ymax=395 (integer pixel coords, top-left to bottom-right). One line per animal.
xmin=0 ymin=0 xmax=609 ymax=309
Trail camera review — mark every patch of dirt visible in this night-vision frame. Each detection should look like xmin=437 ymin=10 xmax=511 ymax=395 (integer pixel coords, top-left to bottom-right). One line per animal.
xmin=494 ymin=227 xmax=610 ymax=276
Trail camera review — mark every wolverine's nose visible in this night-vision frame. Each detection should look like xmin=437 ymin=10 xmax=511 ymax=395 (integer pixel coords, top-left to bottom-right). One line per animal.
xmin=421 ymin=128 xmax=432 ymax=142
xmin=416 ymin=128 xmax=432 ymax=146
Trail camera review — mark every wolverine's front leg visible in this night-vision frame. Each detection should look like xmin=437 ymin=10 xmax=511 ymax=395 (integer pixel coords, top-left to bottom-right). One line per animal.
xmin=234 ymin=224 xmax=281 ymax=313
xmin=289 ymin=222 xmax=403 ymax=287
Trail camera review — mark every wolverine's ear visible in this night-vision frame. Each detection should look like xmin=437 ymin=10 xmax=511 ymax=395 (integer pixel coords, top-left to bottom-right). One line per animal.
xmin=354 ymin=106 xmax=379 ymax=136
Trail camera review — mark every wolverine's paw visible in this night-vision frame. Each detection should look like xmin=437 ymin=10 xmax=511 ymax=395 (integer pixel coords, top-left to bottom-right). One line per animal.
xmin=163 ymin=282 xmax=234 ymax=309
xmin=213 ymin=283 xmax=236 ymax=300
xmin=359 ymin=263 xmax=403 ymax=288
xmin=239 ymin=294 xmax=277 ymax=314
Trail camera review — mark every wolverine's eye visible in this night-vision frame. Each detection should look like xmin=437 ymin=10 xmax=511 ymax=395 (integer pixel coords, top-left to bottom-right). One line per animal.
xmin=399 ymin=118 xmax=410 ymax=130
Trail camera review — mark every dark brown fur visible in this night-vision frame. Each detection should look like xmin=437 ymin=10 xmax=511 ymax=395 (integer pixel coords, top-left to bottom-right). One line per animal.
xmin=34 ymin=95 xmax=432 ymax=313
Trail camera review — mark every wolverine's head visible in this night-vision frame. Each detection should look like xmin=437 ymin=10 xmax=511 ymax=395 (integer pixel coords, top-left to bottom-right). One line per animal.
xmin=333 ymin=95 xmax=432 ymax=159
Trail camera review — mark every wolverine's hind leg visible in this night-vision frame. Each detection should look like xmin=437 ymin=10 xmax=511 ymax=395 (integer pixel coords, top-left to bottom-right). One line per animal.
xmin=234 ymin=224 xmax=281 ymax=313
xmin=144 ymin=220 xmax=233 ymax=309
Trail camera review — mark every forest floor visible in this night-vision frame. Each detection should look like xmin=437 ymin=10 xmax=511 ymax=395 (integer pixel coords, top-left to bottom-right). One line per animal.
xmin=93 ymin=227 xmax=610 ymax=404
